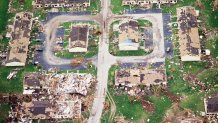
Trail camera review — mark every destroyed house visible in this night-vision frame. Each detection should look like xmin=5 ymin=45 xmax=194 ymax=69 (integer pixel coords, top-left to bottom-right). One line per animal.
xmin=5 ymin=12 xmax=33 ymax=66
xmin=12 ymin=72 xmax=95 ymax=120
xmin=177 ymin=6 xmax=201 ymax=61
xmin=31 ymin=101 xmax=50 ymax=115
xmin=20 ymin=101 xmax=52 ymax=119
xmin=69 ymin=25 xmax=89 ymax=52
xmin=55 ymin=95 xmax=82 ymax=118
xmin=57 ymin=73 xmax=92 ymax=95
xmin=115 ymin=68 xmax=167 ymax=87
xmin=23 ymin=73 xmax=46 ymax=91
xmin=33 ymin=0 xmax=90 ymax=8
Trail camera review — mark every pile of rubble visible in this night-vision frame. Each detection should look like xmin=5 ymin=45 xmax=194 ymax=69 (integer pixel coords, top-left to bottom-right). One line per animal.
xmin=9 ymin=72 xmax=96 ymax=122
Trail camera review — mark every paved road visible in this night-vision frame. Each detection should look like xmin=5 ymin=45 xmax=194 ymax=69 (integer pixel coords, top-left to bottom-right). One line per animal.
xmin=42 ymin=0 xmax=165 ymax=122
xmin=88 ymin=0 xmax=117 ymax=122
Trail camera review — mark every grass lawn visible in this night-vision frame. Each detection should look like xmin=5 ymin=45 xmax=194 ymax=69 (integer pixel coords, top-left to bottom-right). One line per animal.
xmin=34 ymin=9 xmax=47 ymax=21
xmin=180 ymin=93 xmax=204 ymax=115
xmin=137 ymin=19 xmax=152 ymax=27
xmin=0 ymin=104 xmax=10 ymax=122
xmin=147 ymin=96 xmax=172 ymax=123
xmin=198 ymin=68 xmax=218 ymax=86
xmin=209 ymin=9 xmax=218 ymax=28
xmin=0 ymin=37 xmax=10 ymax=51
xmin=87 ymin=0 xmax=101 ymax=14
xmin=101 ymin=110 xmax=110 ymax=123
xmin=183 ymin=61 xmax=208 ymax=74
xmin=202 ymin=0 xmax=218 ymax=28
xmin=109 ymin=46 xmax=148 ymax=56
xmin=111 ymin=0 xmax=130 ymax=14
xmin=0 ymin=0 xmax=9 ymax=33
xmin=56 ymin=40 xmax=99 ymax=59
xmin=0 ymin=66 xmax=23 ymax=93
xmin=205 ymin=37 xmax=218 ymax=58
xmin=165 ymin=59 xmax=197 ymax=95
xmin=11 ymin=0 xmax=32 ymax=12
xmin=108 ymin=65 xmax=119 ymax=85
xmin=23 ymin=0 xmax=33 ymax=11
xmin=113 ymin=94 xmax=149 ymax=122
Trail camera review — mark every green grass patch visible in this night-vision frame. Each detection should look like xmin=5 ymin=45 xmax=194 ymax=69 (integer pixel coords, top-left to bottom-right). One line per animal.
xmin=11 ymin=0 xmax=32 ymax=12
xmin=34 ymin=9 xmax=47 ymax=21
xmin=0 ymin=104 xmax=10 ymax=122
xmin=110 ymin=48 xmax=148 ymax=56
xmin=113 ymin=94 xmax=148 ymax=122
xmin=87 ymin=0 xmax=101 ymax=14
xmin=209 ymin=9 xmax=218 ymax=28
xmin=147 ymin=96 xmax=172 ymax=123
xmin=205 ymin=37 xmax=218 ymax=58
xmin=198 ymin=68 xmax=218 ymax=86
xmin=111 ymin=0 xmax=130 ymax=14
xmin=202 ymin=0 xmax=218 ymax=28
xmin=56 ymin=38 xmax=99 ymax=59
xmin=0 ymin=37 xmax=10 ymax=51
xmin=137 ymin=19 xmax=152 ymax=27
xmin=180 ymin=93 xmax=204 ymax=115
xmin=23 ymin=0 xmax=33 ymax=11
xmin=101 ymin=110 xmax=110 ymax=123
xmin=0 ymin=66 xmax=23 ymax=93
xmin=0 ymin=0 xmax=9 ymax=33
xmin=166 ymin=59 xmax=196 ymax=95
xmin=183 ymin=61 xmax=208 ymax=74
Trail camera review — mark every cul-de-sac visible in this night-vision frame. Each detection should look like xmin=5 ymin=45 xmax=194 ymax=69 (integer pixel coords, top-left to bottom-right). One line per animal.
xmin=0 ymin=0 xmax=218 ymax=123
